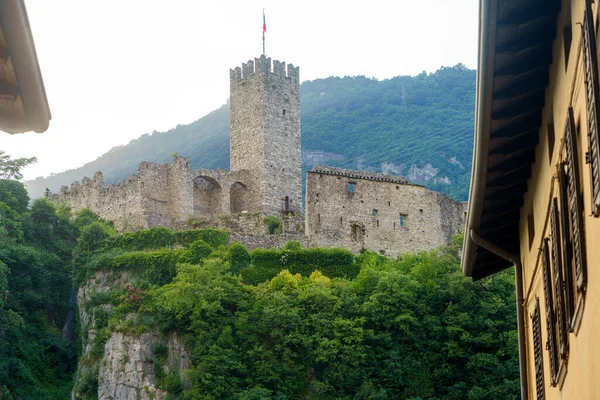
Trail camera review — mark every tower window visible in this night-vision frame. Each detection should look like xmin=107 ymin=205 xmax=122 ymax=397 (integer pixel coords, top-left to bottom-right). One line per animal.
xmin=347 ymin=182 xmax=356 ymax=192
xmin=283 ymin=109 xmax=286 ymax=115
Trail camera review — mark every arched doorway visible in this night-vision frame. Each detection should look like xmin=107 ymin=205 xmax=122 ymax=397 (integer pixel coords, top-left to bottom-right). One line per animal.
xmin=230 ymin=182 xmax=248 ymax=213
xmin=193 ymin=176 xmax=222 ymax=216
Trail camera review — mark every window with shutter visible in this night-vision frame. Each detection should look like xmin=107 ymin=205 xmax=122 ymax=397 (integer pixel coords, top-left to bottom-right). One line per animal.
xmin=550 ymin=199 xmax=569 ymax=358
xmin=558 ymin=164 xmax=575 ymax=326
xmin=532 ymin=300 xmax=546 ymax=400
xmin=564 ymin=108 xmax=587 ymax=291
xmin=542 ymin=238 xmax=559 ymax=384
xmin=582 ymin=2 xmax=600 ymax=216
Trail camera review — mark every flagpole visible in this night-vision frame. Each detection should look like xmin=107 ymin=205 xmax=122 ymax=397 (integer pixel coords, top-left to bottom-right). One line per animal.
xmin=262 ymin=9 xmax=265 ymax=56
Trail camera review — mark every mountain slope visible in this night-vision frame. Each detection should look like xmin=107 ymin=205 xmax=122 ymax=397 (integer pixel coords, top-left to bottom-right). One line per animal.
xmin=25 ymin=65 xmax=475 ymax=201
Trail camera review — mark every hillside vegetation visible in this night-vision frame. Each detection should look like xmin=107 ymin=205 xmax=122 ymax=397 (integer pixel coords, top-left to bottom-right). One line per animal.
xmin=0 ymin=180 xmax=87 ymax=398
xmin=26 ymin=65 xmax=475 ymax=201
xmin=70 ymin=222 xmax=519 ymax=399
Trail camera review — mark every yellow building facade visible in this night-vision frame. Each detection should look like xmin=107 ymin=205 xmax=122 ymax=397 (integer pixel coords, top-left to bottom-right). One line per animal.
xmin=463 ymin=0 xmax=600 ymax=399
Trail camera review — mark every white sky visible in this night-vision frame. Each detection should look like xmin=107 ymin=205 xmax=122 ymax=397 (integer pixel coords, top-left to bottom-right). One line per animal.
xmin=2 ymin=0 xmax=478 ymax=180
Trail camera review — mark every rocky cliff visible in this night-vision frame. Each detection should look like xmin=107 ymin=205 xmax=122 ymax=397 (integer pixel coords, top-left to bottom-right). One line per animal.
xmin=73 ymin=270 xmax=189 ymax=399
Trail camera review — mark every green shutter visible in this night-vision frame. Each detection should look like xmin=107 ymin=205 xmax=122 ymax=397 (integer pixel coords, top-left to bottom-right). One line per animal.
xmin=558 ymin=164 xmax=575 ymax=326
xmin=564 ymin=108 xmax=587 ymax=291
xmin=582 ymin=2 xmax=600 ymax=216
xmin=542 ymin=238 xmax=558 ymax=384
xmin=550 ymin=199 xmax=568 ymax=358
xmin=532 ymin=299 xmax=546 ymax=400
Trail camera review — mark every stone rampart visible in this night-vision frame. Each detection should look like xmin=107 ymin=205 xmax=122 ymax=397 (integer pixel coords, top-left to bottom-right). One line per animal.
xmin=50 ymin=157 xmax=257 ymax=232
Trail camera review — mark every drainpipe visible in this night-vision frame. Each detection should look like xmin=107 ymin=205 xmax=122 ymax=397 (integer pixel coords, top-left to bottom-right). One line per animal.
xmin=470 ymin=229 xmax=528 ymax=400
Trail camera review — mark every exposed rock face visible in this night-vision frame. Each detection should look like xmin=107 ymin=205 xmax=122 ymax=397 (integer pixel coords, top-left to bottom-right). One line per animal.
xmin=99 ymin=332 xmax=163 ymax=400
xmin=99 ymin=332 xmax=189 ymax=399
xmin=74 ymin=271 xmax=189 ymax=399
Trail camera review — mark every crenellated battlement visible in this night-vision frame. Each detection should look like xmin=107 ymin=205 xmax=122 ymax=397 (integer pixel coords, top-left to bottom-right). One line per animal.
xmin=229 ymin=55 xmax=299 ymax=85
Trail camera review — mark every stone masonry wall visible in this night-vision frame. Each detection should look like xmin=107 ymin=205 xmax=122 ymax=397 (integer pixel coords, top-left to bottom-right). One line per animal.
xmin=51 ymin=171 xmax=148 ymax=231
xmin=305 ymin=167 xmax=465 ymax=258
xmin=50 ymin=157 xmax=255 ymax=232
xmin=230 ymin=55 xmax=302 ymax=216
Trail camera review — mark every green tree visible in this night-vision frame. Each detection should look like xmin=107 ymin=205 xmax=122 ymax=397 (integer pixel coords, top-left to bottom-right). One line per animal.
xmin=0 ymin=151 xmax=37 ymax=181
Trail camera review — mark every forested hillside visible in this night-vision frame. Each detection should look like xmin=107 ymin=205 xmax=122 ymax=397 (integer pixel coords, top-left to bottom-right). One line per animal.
xmin=25 ymin=64 xmax=475 ymax=201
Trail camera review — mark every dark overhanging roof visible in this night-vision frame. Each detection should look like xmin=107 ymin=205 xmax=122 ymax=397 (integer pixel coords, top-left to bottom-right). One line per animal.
xmin=0 ymin=0 xmax=51 ymax=134
xmin=462 ymin=0 xmax=560 ymax=280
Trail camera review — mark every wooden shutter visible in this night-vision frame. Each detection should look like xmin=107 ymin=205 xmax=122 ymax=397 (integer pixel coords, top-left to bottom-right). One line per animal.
xmin=542 ymin=238 xmax=558 ymax=384
xmin=550 ymin=199 xmax=568 ymax=358
xmin=558 ymin=164 xmax=575 ymax=325
xmin=582 ymin=1 xmax=600 ymax=216
xmin=565 ymin=107 xmax=587 ymax=291
xmin=532 ymin=300 xmax=546 ymax=400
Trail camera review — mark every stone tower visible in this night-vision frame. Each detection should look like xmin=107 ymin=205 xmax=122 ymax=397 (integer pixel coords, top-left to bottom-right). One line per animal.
xmin=229 ymin=55 xmax=302 ymax=216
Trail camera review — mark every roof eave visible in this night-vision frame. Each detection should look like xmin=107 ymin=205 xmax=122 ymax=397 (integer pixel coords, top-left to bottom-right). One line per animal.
xmin=461 ymin=0 xmax=497 ymax=277
xmin=0 ymin=0 xmax=51 ymax=134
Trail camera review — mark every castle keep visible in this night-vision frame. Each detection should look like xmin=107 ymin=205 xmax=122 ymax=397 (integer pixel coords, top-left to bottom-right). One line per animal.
xmin=230 ymin=56 xmax=302 ymax=215
xmin=51 ymin=54 xmax=465 ymax=256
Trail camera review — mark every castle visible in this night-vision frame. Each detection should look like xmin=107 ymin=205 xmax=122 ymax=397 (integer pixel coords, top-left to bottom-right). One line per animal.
xmin=51 ymin=55 xmax=465 ymax=257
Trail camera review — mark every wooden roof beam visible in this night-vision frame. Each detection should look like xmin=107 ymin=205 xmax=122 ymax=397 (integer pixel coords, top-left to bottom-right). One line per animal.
xmin=497 ymin=2 xmax=561 ymax=27
xmin=489 ymin=132 xmax=538 ymax=155
xmin=0 ymin=80 xmax=20 ymax=99
xmin=492 ymin=92 xmax=545 ymax=119
xmin=495 ymin=27 xmax=556 ymax=54
xmin=495 ymin=49 xmax=553 ymax=77
xmin=0 ymin=47 xmax=9 ymax=61
xmin=493 ymin=74 xmax=548 ymax=100
xmin=488 ymin=150 xmax=535 ymax=173
xmin=485 ymin=182 xmax=528 ymax=201
xmin=482 ymin=197 xmax=524 ymax=213
xmin=490 ymin=114 xmax=541 ymax=139
xmin=487 ymin=165 xmax=531 ymax=187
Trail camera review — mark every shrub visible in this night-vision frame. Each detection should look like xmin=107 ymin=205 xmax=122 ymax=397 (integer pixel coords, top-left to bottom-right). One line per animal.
xmin=93 ymin=249 xmax=185 ymax=285
xmin=196 ymin=229 xmax=228 ymax=248
xmin=229 ymin=243 xmax=251 ymax=275
xmin=242 ymin=247 xmax=358 ymax=284
xmin=283 ymin=240 xmax=303 ymax=251
xmin=263 ymin=215 xmax=281 ymax=235
xmin=107 ymin=227 xmax=175 ymax=251
xmin=179 ymin=240 xmax=213 ymax=264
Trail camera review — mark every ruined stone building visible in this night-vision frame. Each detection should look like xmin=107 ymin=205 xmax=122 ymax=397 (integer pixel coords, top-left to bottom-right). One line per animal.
xmin=51 ymin=54 xmax=465 ymax=256
xmin=306 ymin=166 xmax=465 ymax=258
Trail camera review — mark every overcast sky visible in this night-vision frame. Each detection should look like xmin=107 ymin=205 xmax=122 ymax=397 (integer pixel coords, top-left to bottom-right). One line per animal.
xmin=2 ymin=0 xmax=478 ymax=180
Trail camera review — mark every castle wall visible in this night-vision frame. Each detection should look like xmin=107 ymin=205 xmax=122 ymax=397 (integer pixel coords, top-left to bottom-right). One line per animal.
xmin=230 ymin=55 xmax=302 ymax=215
xmin=53 ymin=171 xmax=147 ymax=231
xmin=51 ymin=158 xmax=256 ymax=232
xmin=305 ymin=168 xmax=465 ymax=257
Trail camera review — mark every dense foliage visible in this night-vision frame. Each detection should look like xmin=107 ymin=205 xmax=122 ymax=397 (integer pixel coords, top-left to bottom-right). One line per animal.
xmin=0 ymin=180 xmax=82 ymax=399
xmin=74 ymin=226 xmax=519 ymax=399
xmin=26 ymin=65 xmax=475 ymax=201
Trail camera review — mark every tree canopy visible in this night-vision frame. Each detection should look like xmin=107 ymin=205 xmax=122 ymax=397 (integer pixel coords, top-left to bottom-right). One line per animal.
xmin=0 ymin=151 xmax=37 ymax=181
